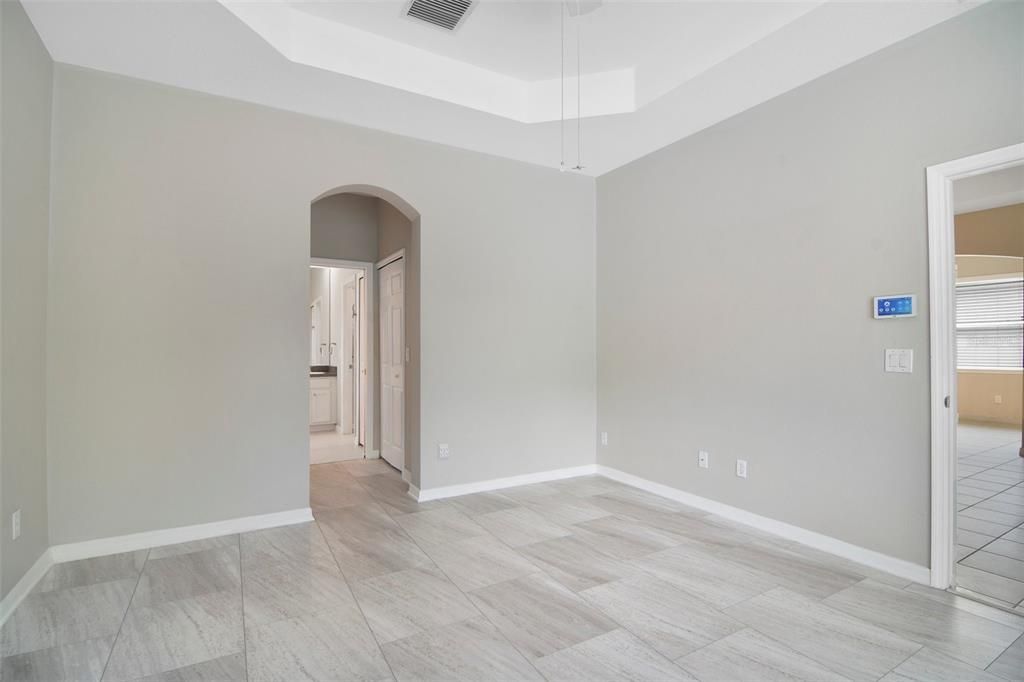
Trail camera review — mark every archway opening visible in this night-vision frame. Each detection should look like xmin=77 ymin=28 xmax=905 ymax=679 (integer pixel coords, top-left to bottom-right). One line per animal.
xmin=306 ymin=185 xmax=421 ymax=507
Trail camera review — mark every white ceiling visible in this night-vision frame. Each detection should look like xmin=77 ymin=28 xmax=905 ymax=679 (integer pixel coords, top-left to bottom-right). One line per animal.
xmin=954 ymin=165 xmax=1024 ymax=215
xmin=23 ymin=0 xmax=985 ymax=175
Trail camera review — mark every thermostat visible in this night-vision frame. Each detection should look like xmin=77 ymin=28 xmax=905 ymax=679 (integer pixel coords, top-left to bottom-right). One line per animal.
xmin=874 ymin=295 xmax=916 ymax=319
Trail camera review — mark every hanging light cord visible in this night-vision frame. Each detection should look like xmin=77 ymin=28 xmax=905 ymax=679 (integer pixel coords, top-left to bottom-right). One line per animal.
xmin=575 ymin=0 xmax=583 ymax=171
xmin=559 ymin=0 xmax=565 ymax=172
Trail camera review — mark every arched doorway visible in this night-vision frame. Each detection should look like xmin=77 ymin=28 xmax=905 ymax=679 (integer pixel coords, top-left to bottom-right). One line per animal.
xmin=307 ymin=184 xmax=422 ymax=499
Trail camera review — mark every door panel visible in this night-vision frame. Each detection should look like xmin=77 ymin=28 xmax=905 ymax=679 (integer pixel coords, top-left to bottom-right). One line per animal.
xmin=379 ymin=258 xmax=405 ymax=471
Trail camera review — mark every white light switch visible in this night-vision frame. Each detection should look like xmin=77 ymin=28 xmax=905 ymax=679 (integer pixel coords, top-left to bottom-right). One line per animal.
xmin=885 ymin=349 xmax=913 ymax=373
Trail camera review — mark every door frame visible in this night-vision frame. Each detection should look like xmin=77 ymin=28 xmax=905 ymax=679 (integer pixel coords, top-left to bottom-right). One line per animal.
xmin=926 ymin=142 xmax=1024 ymax=590
xmin=311 ymin=257 xmax=378 ymax=459
xmin=377 ymin=249 xmax=406 ymax=476
xmin=341 ymin=278 xmax=358 ymax=435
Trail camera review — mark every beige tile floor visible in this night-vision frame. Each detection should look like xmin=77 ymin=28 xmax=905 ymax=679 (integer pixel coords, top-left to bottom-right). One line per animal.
xmin=310 ymin=430 xmax=364 ymax=465
xmin=4 ymin=458 xmax=1024 ymax=681
xmin=957 ymin=421 xmax=1024 ymax=610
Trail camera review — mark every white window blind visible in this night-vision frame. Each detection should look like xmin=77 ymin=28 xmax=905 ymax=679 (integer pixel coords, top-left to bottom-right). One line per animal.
xmin=955 ymin=278 xmax=1023 ymax=370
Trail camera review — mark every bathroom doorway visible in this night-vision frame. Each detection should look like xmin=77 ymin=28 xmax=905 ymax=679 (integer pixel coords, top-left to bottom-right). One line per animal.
xmin=309 ymin=261 xmax=369 ymax=464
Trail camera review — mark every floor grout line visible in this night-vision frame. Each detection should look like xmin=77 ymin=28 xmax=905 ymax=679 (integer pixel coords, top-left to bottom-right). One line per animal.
xmin=97 ymin=548 xmax=151 ymax=682
xmin=312 ymin=473 xmax=403 ymax=682
xmin=237 ymin=534 xmax=250 ymax=682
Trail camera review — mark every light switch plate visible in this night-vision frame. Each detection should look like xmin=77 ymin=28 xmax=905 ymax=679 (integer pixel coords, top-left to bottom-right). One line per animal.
xmin=736 ymin=460 xmax=748 ymax=478
xmin=11 ymin=510 xmax=20 ymax=540
xmin=885 ymin=349 xmax=913 ymax=373
xmin=698 ymin=450 xmax=709 ymax=469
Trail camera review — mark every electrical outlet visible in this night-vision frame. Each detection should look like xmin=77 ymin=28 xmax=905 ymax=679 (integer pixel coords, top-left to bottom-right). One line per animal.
xmin=736 ymin=460 xmax=748 ymax=478
xmin=698 ymin=450 xmax=709 ymax=469
xmin=994 ymin=394 xmax=1003 ymax=405
xmin=600 ymin=432 xmax=608 ymax=446
xmin=12 ymin=510 xmax=21 ymax=540
xmin=438 ymin=443 xmax=450 ymax=460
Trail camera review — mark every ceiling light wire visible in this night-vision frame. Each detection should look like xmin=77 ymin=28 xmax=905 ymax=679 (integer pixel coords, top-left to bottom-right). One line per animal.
xmin=560 ymin=0 xmax=565 ymax=172
xmin=575 ymin=0 xmax=583 ymax=171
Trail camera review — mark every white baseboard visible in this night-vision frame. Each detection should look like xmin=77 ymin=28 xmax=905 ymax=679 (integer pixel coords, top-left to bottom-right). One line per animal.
xmin=596 ymin=465 xmax=931 ymax=585
xmin=415 ymin=464 xmax=598 ymax=502
xmin=48 ymin=508 xmax=314 ymax=564
xmin=407 ymin=482 xmax=421 ymax=501
xmin=0 ymin=549 xmax=55 ymax=626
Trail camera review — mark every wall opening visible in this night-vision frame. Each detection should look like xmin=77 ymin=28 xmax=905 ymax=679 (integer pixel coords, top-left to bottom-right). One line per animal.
xmin=308 ymin=185 xmax=421 ymax=495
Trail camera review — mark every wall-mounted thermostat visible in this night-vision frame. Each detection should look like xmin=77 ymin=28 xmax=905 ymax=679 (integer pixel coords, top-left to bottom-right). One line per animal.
xmin=874 ymin=294 xmax=916 ymax=319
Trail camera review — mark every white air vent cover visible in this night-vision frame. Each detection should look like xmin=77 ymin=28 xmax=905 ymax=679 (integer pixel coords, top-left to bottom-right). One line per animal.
xmin=406 ymin=0 xmax=473 ymax=31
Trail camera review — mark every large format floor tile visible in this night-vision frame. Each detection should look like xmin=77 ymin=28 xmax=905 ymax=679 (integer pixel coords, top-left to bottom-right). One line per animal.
xmin=675 ymin=628 xmax=849 ymax=682
xmin=580 ymin=574 xmax=743 ymax=659
xmin=316 ymin=504 xmax=433 ymax=580
xmin=135 ymin=653 xmax=247 ymax=682
xmin=351 ymin=566 xmax=479 ymax=644
xmin=394 ymin=507 xmax=489 ymax=547
xmin=34 ymin=552 xmax=147 ymax=594
xmin=131 ymin=546 xmax=240 ymax=608
xmin=724 ymin=587 xmax=921 ymax=681
xmin=0 ymin=636 xmax=114 ymax=682
xmin=631 ymin=544 xmax=778 ymax=609
xmin=381 ymin=616 xmax=542 ymax=682
xmin=532 ymin=629 xmax=692 ymax=681
xmin=1 ymin=579 xmax=136 ymax=657
xmin=986 ymin=632 xmax=1024 ymax=680
xmin=880 ymin=647 xmax=1006 ymax=682
xmin=518 ymin=535 xmax=634 ymax=592
xmin=474 ymin=507 xmax=572 ymax=547
xmin=420 ymin=535 xmax=540 ymax=591
xmin=103 ymin=589 xmax=244 ymax=681
xmin=468 ymin=573 xmax=617 ymax=660
xmin=245 ymin=611 xmax=391 ymax=682
xmin=8 ymin=455 xmax=1024 ymax=682
xmin=824 ymin=579 xmax=1023 ymax=669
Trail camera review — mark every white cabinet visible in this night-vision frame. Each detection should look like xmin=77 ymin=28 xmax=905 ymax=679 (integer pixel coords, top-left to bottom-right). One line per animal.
xmin=310 ymin=377 xmax=337 ymax=428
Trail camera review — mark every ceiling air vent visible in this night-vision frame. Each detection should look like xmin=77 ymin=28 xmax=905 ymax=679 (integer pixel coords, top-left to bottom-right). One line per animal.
xmin=406 ymin=0 xmax=473 ymax=31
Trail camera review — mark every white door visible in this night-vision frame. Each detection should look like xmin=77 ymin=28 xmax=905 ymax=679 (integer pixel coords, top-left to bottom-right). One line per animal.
xmin=341 ymin=281 xmax=357 ymax=434
xmin=379 ymin=258 xmax=405 ymax=470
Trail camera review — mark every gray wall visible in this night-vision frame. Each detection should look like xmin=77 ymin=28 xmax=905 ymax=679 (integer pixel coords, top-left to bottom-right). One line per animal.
xmin=1 ymin=0 xmax=52 ymax=597
xmin=310 ymin=194 xmax=379 ymax=263
xmin=596 ymin=1 xmax=1024 ymax=567
xmin=47 ymin=66 xmax=596 ymax=544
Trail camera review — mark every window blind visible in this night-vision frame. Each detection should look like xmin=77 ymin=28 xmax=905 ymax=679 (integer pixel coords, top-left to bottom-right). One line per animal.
xmin=955 ymin=278 xmax=1023 ymax=370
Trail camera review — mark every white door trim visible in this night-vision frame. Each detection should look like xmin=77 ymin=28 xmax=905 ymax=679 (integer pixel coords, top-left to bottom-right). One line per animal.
xmin=310 ymin=257 xmax=376 ymax=457
xmin=926 ymin=142 xmax=1024 ymax=590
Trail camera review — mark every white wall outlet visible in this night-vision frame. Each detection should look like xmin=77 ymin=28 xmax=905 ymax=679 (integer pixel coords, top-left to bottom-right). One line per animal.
xmin=438 ymin=443 xmax=450 ymax=459
xmin=698 ymin=450 xmax=709 ymax=469
xmin=994 ymin=394 xmax=1003 ymax=405
xmin=600 ymin=432 xmax=608 ymax=446
xmin=736 ymin=459 xmax=748 ymax=478
xmin=11 ymin=509 xmax=21 ymax=540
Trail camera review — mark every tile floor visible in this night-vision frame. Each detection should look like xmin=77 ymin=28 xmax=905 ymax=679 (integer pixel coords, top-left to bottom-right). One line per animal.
xmin=4 ymin=458 xmax=1024 ymax=681
xmin=957 ymin=421 xmax=1024 ymax=610
xmin=310 ymin=430 xmax=364 ymax=465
